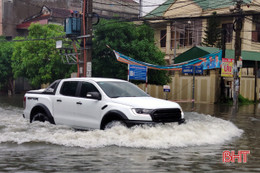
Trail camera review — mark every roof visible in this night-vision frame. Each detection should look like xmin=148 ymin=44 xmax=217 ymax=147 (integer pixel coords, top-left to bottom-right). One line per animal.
xmin=145 ymin=0 xmax=176 ymax=18
xmin=194 ymin=0 xmax=252 ymax=10
xmin=145 ymin=0 xmax=252 ymax=18
xmin=47 ymin=7 xmax=73 ymax=18
xmin=17 ymin=6 xmax=73 ymax=30
xmin=174 ymin=46 xmax=219 ymax=64
xmin=121 ymin=0 xmax=138 ymax=3
xmin=174 ymin=46 xmax=260 ymax=64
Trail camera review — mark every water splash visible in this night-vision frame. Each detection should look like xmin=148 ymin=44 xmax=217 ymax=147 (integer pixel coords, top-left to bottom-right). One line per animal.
xmin=0 ymin=107 xmax=243 ymax=149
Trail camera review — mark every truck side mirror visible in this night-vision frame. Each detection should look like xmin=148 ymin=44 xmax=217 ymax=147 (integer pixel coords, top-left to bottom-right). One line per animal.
xmin=86 ymin=92 xmax=101 ymax=100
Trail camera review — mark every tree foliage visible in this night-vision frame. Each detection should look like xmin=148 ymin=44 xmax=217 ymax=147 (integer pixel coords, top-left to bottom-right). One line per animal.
xmin=11 ymin=24 xmax=75 ymax=88
xmin=0 ymin=36 xmax=13 ymax=92
xmin=92 ymin=19 xmax=170 ymax=85
xmin=203 ymin=12 xmax=221 ymax=48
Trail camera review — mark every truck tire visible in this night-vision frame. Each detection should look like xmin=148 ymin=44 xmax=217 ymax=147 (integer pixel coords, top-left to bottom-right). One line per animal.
xmin=104 ymin=120 xmax=126 ymax=130
xmin=31 ymin=112 xmax=51 ymax=123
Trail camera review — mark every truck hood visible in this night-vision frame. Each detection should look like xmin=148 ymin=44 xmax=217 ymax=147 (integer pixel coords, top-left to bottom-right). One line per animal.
xmin=111 ymin=97 xmax=181 ymax=109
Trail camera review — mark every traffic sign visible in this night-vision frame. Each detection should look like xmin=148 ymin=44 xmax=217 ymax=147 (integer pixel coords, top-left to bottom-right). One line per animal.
xmin=163 ymin=85 xmax=170 ymax=92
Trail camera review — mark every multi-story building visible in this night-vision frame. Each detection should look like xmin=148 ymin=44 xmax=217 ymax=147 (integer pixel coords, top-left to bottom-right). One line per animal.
xmin=142 ymin=0 xmax=260 ymax=102
xmin=0 ymin=0 xmax=139 ymax=38
xmin=146 ymin=0 xmax=260 ymax=63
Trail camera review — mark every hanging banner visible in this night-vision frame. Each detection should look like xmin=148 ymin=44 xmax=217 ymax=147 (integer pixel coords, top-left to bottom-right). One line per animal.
xmin=196 ymin=51 xmax=222 ymax=70
xmin=112 ymin=48 xmax=222 ymax=71
xmin=113 ymin=50 xmax=204 ymax=70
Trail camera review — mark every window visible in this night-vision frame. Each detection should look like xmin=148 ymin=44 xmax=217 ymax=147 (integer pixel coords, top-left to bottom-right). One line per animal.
xmin=97 ymin=81 xmax=148 ymax=98
xmin=44 ymin=80 xmax=61 ymax=94
xmin=80 ymin=82 xmax=99 ymax=98
xmin=179 ymin=32 xmax=184 ymax=47
xmin=170 ymin=21 xmax=202 ymax=49
xmin=252 ymin=16 xmax=260 ymax=42
xmin=160 ymin=30 xmax=166 ymax=48
xmin=222 ymin=23 xmax=233 ymax=43
xmin=60 ymin=81 xmax=78 ymax=97
xmin=252 ymin=23 xmax=260 ymax=42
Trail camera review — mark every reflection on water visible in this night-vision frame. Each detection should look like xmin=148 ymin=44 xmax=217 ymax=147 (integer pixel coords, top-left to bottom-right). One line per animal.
xmin=0 ymin=95 xmax=259 ymax=172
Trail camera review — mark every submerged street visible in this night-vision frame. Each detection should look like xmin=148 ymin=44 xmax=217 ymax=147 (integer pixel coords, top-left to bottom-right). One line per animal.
xmin=0 ymin=95 xmax=259 ymax=172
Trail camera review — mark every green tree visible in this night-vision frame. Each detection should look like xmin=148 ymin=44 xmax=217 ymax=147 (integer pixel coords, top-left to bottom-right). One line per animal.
xmin=12 ymin=24 xmax=75 ymax=88
xmin=203 ymin=12 xmax=221 ymax=48
xmin=92 ymin=19 xmax=170 ymax=85
xmin=0 ymin=37 xmax=14 ymax=93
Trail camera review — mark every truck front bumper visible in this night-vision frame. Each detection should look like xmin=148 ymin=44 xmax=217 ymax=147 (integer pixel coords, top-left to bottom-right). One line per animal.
xmin=123 ymin=118 xmax=185 ymax=128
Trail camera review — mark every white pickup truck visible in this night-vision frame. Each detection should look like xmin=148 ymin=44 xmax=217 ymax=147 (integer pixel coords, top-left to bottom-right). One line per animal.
xmin=23 ymin=78 xmax=185 ymax=130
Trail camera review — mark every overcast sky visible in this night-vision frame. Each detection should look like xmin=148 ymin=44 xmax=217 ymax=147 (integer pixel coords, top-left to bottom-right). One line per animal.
xmin=134 ymin=0 xmax=167 ymax=15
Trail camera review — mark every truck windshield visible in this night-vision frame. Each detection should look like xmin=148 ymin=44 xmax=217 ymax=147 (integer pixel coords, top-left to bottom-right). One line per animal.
xmin=97 ymin=81 xmax=149 ymax=98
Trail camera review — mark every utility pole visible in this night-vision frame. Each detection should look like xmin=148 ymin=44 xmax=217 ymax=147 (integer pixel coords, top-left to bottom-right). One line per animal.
xmin=233 ymin=0 xmax=243 ymax=107
xmin=220 ymin=28 xmax=227 ymax=100
xmin=80 ymin=0 xmax=93 ymax=77
xmin=139 ymin=0 xmax=143 ymax=18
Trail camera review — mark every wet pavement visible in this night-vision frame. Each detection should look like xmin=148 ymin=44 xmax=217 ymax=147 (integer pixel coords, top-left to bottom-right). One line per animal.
xmin=0 ymin=94 xmax=259 ymax=172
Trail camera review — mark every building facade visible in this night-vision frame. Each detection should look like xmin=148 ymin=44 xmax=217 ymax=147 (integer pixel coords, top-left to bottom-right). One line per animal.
xmin=145 ymin=0 xmax=260 ymax=102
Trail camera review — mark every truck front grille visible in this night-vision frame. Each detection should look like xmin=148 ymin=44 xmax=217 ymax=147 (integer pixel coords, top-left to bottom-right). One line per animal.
xmin=150 ymin=108 xmax=182 ymax=122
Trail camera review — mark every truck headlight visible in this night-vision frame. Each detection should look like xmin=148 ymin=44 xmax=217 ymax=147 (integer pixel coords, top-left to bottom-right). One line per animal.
xmin=132 ymin=108 xmax=153 ymax=115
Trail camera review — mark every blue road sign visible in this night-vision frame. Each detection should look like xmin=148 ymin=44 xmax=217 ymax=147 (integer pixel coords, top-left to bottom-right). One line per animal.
xmin=195 ymin=66 xmax=203 ymax=74
xmin=182 ymin=65 xmax=203 ymax=74
xmin=182 ymin=66 xmax=193 ymax=74
xmin=129 ymin=65 xmax=147 ymax=81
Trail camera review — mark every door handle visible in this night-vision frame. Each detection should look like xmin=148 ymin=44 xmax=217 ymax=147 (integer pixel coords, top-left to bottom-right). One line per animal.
xmin=57 ymin=99 xmax=62 ymax=102
xmin=76 ymin=102 xmax=82 ymax=105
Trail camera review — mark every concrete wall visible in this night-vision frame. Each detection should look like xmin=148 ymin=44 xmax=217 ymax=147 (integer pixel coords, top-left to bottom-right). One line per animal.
xmin=240 ymin=76 xmax=260 ymax=101
xmin=138 ymin=69 xmax=259 ymax=103
xmin=139 ymin=69 xmax=220 ymax=104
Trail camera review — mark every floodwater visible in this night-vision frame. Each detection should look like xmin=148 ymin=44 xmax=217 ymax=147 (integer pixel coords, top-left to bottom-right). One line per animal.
xmin=0 ymin=94 xmax=259 ymax=172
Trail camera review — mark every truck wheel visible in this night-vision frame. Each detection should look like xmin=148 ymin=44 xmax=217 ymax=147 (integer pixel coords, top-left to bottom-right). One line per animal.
xmin=32 ymin=112 xmax=50 ymax=123
xmin=104 ymin=120 xmax=126 ymax=130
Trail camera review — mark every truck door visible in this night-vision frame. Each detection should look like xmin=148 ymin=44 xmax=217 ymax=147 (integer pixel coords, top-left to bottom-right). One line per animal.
xmin=53 ymin=81 xmax=79 ymax=126
xmin=73 ymin=81 xmax=103 ymax=129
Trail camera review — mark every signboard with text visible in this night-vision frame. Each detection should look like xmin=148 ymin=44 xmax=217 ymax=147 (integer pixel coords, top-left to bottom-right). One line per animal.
xmin=221 ymin=58 xmax=233 ymax=77
xmin=129 ymin=64 xmax=147 ymax=81
xmin=182 ymin=65 xmax=203 ymax=74
xmin=221 ymin=58 xmax=242 ymax=77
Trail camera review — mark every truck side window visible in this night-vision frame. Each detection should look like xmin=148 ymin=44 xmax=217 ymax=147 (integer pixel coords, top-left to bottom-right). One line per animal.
xmin=60 ymin=81 xmax=78 ymax=97
xmin=80 ymin=82 xmax=99 ymax=98
xmin=44 ymin=80 xmax=61 ymax=94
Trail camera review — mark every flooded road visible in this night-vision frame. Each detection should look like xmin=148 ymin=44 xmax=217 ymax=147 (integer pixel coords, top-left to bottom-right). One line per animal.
xmin=0 ymin=95 xmax=259 ymax=172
